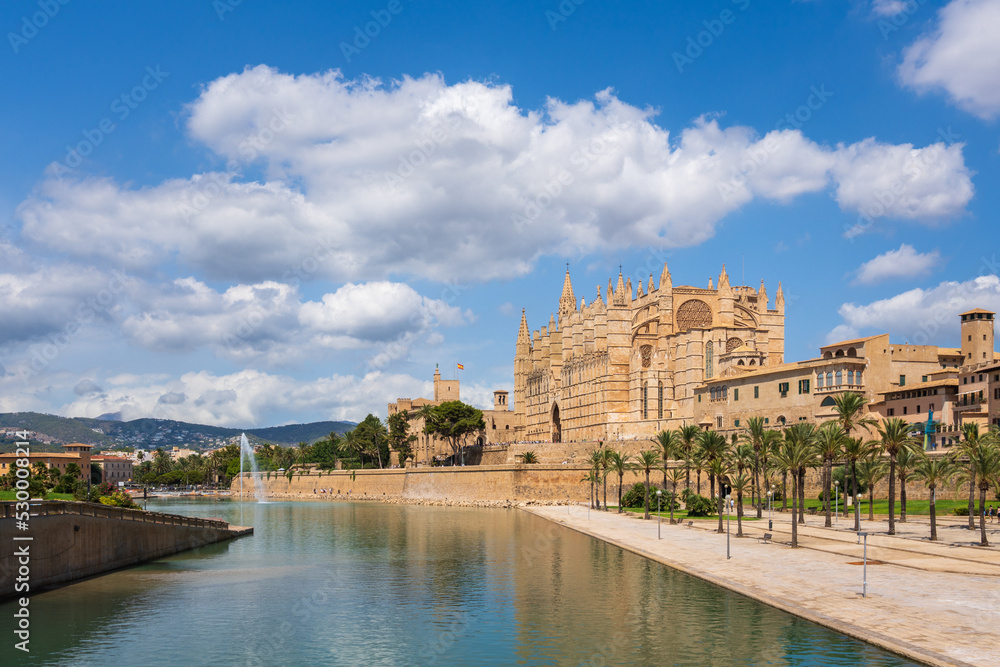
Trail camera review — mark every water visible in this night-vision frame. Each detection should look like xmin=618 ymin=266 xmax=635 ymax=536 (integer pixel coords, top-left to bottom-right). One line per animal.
xmin=239 ymin=433 xmax=267 ymax=503
xmin=1 ymin=500 xmax=919 ymax=666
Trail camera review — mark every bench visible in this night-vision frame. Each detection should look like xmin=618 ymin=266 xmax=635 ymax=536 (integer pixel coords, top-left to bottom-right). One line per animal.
xmin=686 ymin=520 xmax=694 ymax=528
xmin=757 ymin=533 xmax=773 ymax=544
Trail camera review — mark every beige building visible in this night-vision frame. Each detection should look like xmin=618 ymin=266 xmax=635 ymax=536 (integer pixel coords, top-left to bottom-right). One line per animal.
xmin=0 ymin=443 xmax=92 ymax=480
xmin=388 ymin=366 xmax=517 ymax=465
xmin=514 ymin=264 xmax=785 ymax=442
xmin=92 ymin=455 xmax=134 ymax=484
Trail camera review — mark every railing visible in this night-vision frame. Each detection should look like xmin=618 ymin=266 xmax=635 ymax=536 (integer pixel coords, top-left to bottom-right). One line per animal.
xmin=815 ymin=384 xmax=864 ymax=394
xmin=0 ymin=501 xmax=230 ymax=530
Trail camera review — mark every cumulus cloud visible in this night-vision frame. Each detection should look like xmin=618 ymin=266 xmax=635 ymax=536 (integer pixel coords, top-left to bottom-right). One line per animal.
xmin=871 ymin=0 xmax=909 ymax=17
xmin=852 ymin=244 xmax=942 ymax=285
xmin=898 ymin=0 xmax=1000 ymax=119
xmin=53 ymin=369 xmax=432 ymax=426
xmin=16 ymin=68 xmax=975 ymax=283
xmin=828 ymin=274 xmax=1000 ymax=345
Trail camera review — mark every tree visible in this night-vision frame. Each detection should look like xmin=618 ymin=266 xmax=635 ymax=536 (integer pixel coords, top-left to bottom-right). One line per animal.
xmin=912 ymin=452 xmax=956 ymax=541
xmin=635 ymin=450 xmax=660 ymax=520
xmin=814 ymin=421 xmax=846 ymax=528
xmin=957 ymin=423 xmax=982 ymax=531
xmin=608 ymin=451 xmax=633 ymax=513
xmin=707 ymin=456 xmax=731 ymax=534
xmin=741 ymin=417 xmax=768 ymax=518
xmin=843 ymin=437 xmax=875 ymax=531
xmin=875 ymin=418 xmax=917 ymax=535
xmin=677 ymin=423 xmax=701 ymax=492
xmin=599 ymin=446 xmax=612 ymax=511
xmin=728 ymin=470 xmax=752 ymax=538
xmin=653 ymin=430 xmax=680 ymax=489
xmin=421 ymin=402 xmax=484 ymax=467
xmin=698 ymin=430 xmax=728 ymax=500
xmin=771 ymin=430 xmax=816 ymax=548
xmin=152 ymin=449 xmax=171 ymax=477
xmin=388 ymin=411 xmax=416 ymax=466
xmin=895 ymin=446 xmax=916 ymax=523
xmin=783 ymin=423 xmax=817 ymax=525
xmin=831 ymin=391 xmax=877 ymax=438
xmin=587 ymin=449 xmax=604 ymax=510
xmin=665 ymin=466 xmax=685 ymax=523
xmin=856 ymin=455 xmax=888 ymax=522
xmin=965 ymin=438 xmax=1000 ymax=547
xmin=521 ymin=451 xmax=538 ymax=464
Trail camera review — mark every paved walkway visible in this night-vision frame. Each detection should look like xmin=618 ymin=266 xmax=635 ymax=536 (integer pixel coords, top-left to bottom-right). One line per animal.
xmin=524 ymin=506 xmax=1000 ymax=667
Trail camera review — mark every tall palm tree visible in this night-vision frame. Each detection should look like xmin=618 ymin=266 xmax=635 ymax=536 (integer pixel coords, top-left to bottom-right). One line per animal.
xmin=665 ymin=466 xmax=685 ymax=523
xmin=698 ymin=430 xmax=728 ymax=500
xmin=728 ymin=470 xmax=752 ymax=538
xmin=957 ymin=423 xmax=982 ymax=531
xmin=654 ymin=429 xmax=680 ymax=489
xmin=677 ymin=423 xmax=701 ymax=491
xmin=912 ymin=452 xmax=956 ymax=541
xmin=600 ymin=446 xmax=613 ymax=511
xmin=814 ymin=421 xmax=846 ymax=528
xmin=635 ymin=450 xmax=660 ymax=520
xmin=842 ymin=437 xmax=875 ymax=531
xmin=608 ymin=451 xmax=633 ymax=513
xmin=832 ymin=391 xmax=878 ymax=437
xmin=895 ymin=446 xmax=916 ymax=523
xmin=966 ymin=438 xmax=1000 ymax=547
xmin=771 ymin=433 xmax=816 ymax=547
xmin=875 ymin=417 xmax=917 ymax=535
xmin=856 ymin=455 xmax=888 ymax=522
xmin=783 ymin=423 xmax=817 ymax=525
xmin=707 ymin=456 xmax=731 ymax=534
xmin=741 ymin=416 xmax=768 ymax=518
xmin=587 ymin=449 xmax=604 ymax=510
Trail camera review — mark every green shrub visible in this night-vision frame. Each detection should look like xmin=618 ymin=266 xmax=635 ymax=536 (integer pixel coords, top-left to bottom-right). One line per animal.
xmin=684 ymin=493 xmax=717 ymax=517
xmin=954 ymin=506 xmax=969 ymax=516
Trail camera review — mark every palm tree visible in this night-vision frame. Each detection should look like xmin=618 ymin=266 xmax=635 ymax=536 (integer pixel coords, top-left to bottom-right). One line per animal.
xmin=814 ymin=421 xmax=846 ymax=528
xmin=608 ymin=451 xmax=633 ymax=513
xmin=875 ymin=417 xmax=917 ymax=535
xmin=741 ymin=416 xmax=768 ymax=518
xmin=654 ymin=429 xmax=680 ymax=489
xmin=957 ymin=423 xmax=982 ymax=531
xmin=856 ymin=455 xmax=888 ymax=522
xmin=635 ymin=450 xmax=660 ymax=520
xmin=912 ymin=452 xmax=956 ymax=541
xmin=895 ymin=446 xmax=916 ymax=523
xmin=707 ymin=456 xmax=731 ymax=534
xmin=677 ymin=423 xmax=701 ymax=492
xmin=966 ymin=438 xmax=1000 ymax=547
xmin=581 ymin=470 xmax=600 ymax=509
xmin=771 ymin=432 xmax=816 ymax=547
xmin=698 ymin=430 xmax=728 ymax=500
xmin=521 ymin=451 xmax=539 ymax=464
xmin=691 ymin=450 xmax=706 ymax=496
xmin=587 ymin=449 xmax=604 ymax=510
xmin=832 ymin=391 xmax=878 ymax=438
xmin=728 ymin=470 xmax=752 ymax=537
xmin=665 ymin=466 xmax=685 ymax=523
xmin=783 ymin=423 xmax=817 ymax=525
xmin=600 ymin=446 xmax=613 ymax=511
xmin=843 ymin=437 xmax=875 ymax=531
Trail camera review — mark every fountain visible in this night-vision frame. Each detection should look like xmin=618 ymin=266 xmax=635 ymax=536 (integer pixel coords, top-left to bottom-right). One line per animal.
xmin=239 ymin=433 xmax=268 ymax=504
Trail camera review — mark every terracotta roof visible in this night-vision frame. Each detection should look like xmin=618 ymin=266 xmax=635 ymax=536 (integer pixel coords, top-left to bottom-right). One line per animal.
xmin=0 ymin=452 xmax=87 ymax=459
xmin=876 ymin=378 xmax=959 ymax=394
xmin=937 ymin=348 xmax=963 ymax=356
xmin=819 ymin=335 xmax=880 ymax=349
xmin=960 ymin=308 xmax=995 ymax=316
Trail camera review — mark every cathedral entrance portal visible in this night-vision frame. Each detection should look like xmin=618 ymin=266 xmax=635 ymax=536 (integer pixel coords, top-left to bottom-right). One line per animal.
xmin=551 ymin=403 xmax=561 ymax=443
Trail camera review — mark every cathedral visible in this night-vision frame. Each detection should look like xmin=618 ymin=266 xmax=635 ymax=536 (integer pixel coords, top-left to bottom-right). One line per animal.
xmin=513 ymin=264 xmax=786 ymax=442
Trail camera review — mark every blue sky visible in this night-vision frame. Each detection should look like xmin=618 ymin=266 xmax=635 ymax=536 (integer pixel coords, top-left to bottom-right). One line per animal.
xmin=1 ymin=0 xmax=998 ymax=427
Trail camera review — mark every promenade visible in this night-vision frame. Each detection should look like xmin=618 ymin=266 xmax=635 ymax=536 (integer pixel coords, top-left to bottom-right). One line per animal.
xmin=524 ymin=506 xmax=1000 ymax=667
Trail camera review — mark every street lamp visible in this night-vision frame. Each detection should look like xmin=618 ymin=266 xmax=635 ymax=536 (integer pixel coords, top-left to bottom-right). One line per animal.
xmin=725 ymin=493 xmax=731 ymax=559
xmin=858 ymin=531 xmax=870 ymax=597
xmin=656 ymin=489 xmax=662 ymax=539
xmin=767 ymin=490 xmax=773 ymax=531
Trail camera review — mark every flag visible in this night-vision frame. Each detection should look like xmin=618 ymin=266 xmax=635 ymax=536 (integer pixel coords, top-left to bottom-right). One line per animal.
xmin=457 ymin=363 xmax=464 ymax=370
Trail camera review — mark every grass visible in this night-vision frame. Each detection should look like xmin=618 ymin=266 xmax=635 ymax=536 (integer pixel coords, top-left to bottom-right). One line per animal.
xmin=608 ymin=505 xmax=760 ymax=521
xmin=0 ymin=490 xmax=75 ymax=501
xmin=796 ymin=498 xmax=977 ymax=517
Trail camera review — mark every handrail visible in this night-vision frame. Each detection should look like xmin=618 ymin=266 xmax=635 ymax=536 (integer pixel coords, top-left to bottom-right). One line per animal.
xmin=0 ymin=501 xmax=230 ymax=530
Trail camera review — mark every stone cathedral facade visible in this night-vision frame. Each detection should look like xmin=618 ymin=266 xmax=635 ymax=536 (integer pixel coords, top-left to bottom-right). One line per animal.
xmin=513 ymin=265 xmax=786 ymax=442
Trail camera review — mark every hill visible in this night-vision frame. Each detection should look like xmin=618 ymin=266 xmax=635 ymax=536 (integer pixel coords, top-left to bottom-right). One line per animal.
xmin=0 ymin=412 xmax=355 ymax=449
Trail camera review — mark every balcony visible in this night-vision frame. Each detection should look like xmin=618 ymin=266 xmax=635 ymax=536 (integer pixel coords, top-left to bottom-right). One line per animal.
xmin=814 ymin=383 xmax=864 ymax=394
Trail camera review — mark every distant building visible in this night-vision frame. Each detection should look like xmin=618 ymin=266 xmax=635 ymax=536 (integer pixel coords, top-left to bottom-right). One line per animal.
xmin=0 ymin=443 xmax=92 ymax=480
xmin=92 ymin=456 xmax=134 ymax=484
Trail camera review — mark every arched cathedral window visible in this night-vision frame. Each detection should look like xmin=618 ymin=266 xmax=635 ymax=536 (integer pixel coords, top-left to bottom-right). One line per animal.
xmin=706 ymin=341 xmax=714 ymax=379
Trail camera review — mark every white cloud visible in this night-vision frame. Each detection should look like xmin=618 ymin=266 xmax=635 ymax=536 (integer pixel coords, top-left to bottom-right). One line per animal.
xmin=852 ymin=244 xmax=942 ymax=285
xmin=16 ymin=68 xmax=975 ymax=283
xmin=830 ymin=274 xmax=1000 ymax=346
xmin=898 ymin=0 xmax=1000 ymax=119
xmin=872 ymin=0 xmax=909 ymax=17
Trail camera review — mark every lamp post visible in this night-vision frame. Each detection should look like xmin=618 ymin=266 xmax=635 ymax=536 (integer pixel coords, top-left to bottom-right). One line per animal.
xmin=767 ymin=490 xmax=773 ymax=531
xmin=656 ymin=489 xmax=662 ymax=539
xmin=834 ymin=480 xmax=840 ymax=524
xmin=725 ymin=493 xmax=731 ymax=559
xmin=858 ymin=531 xmax=869 ymax=597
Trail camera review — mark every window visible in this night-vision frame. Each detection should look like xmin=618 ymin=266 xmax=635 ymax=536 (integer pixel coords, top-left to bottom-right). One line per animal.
xmin=848 ymin=370 xmax=854 ymax=385
xmin=899 ymin=375 xmax=906 ymax=387
xmin=716 ymin=416 xmax=723 ymax=429
xmin=903 ymin=406 xmax=908 ymax=415
xmin=734 ymin=419 xmax=740 ymax=427
xmin=917 ymin=405 xmax=921 ymax=413
xmin=642 ymin=382 xmax=648 ymax=419
xmin=764 ymin=417 xmax=769 ymax=424
xmin=658 ymin=381 xmax=664 ymax=419
xmin=754 ymin=386 xmax=759 ymax=399
xmin=817 ymin=373 xmax=824 ymax=388
xmin=778 ymin=382 xmax=789 ymax=397
xmin=698 ymin=394 xmax=702 ymax=402
xmin=888 ymin=408 xmax=895 ymax=416
xmin=922 ymin=375 xmax=928 ymax=383
xmin=798 ymin=379 xmax=810 ymax=394
xmin=734 ymin=388 xmax=739 ymax=401
xmin=706 ymin=341 xmax=714 ymax=378
xmin=835 ymin=371 xmax=842 ymax=386
xmin=826 ymin=372 xmax=833 ymax=386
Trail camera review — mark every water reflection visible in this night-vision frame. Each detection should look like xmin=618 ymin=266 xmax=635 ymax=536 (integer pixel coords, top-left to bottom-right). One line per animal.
xmin=1 ymin=500 xmax=917 ymax=666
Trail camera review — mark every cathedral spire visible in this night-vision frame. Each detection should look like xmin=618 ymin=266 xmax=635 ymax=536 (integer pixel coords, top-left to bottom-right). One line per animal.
xmin=636 ymin=277 xmax=644 ymax=297
xmin=614 ymin=269 xmax=625 ymax=306
xmin=719 ymin=264 xmax=730 ymax=290
xmin=559 ymin=265 xmax=576 ymax=316
xmin=759 ymin=280 xmax=769 ymax=313
xmin=660 ymin=262 xmax=672 ymax=290
xmin=517 ymin=308 xmax=531 ymax=349
xmin=776 ymin=282 xmax=785 ymax=310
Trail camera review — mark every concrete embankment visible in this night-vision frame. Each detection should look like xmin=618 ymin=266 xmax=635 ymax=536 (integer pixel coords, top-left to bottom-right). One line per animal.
xmin=0 ymin=501 xmax=252 ymax=599
xmin=524 ymin=506 xmax=999 ymax=667
xmin=232 ymin=464 xmax=594 ymax=506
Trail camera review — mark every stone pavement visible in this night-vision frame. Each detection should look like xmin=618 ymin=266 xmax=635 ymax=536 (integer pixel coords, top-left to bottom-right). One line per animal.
xmin=524 ymin=505 xmax=1000 ymax=667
